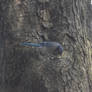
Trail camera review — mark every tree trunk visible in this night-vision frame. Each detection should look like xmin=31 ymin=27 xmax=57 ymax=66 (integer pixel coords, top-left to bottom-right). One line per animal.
xmin=0 ymin=0 xmax=92 ymax=92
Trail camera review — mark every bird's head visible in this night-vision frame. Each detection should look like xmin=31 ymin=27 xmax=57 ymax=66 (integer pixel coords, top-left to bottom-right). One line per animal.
xmin=54 ymin=45 xmax=63 ymax=55
xmin=57 ymin=45 xmax=63 ymax=55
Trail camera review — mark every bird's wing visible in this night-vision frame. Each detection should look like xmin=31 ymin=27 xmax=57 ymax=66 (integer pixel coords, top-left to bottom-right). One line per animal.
xmin=20 ymin=42 xmax=41 ymax=47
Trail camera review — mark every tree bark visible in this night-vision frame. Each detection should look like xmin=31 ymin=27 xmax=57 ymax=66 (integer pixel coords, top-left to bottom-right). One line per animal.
xmin=0 ymin=0 xmax=92 ymax=92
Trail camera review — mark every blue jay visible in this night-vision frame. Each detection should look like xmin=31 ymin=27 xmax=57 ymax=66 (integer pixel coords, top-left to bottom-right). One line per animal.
xmin=20 ymin=42 xmax=63 ymax=55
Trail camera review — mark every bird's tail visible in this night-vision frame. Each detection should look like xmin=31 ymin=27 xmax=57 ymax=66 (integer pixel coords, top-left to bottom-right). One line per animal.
xmin=20 ymin=42 xmax=41 ymax=47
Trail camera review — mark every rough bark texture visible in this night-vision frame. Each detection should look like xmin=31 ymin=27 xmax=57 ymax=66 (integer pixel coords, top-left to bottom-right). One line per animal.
xmin=0 ymin=0 xmax=92 ymax=92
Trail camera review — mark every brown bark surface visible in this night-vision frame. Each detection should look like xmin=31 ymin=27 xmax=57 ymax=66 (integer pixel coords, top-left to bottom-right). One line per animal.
xmin=0 ymin=0 xmax=92 ymax=92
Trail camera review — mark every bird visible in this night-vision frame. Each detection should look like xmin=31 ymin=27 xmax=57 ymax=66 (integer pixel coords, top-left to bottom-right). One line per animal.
xmin=20 ymin=42 xmax=63 ymax=55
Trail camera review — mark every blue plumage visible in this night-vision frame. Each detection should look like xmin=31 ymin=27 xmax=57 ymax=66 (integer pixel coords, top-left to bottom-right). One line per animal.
xmin=20 ymin=42 xmax=41 ymax=47
xmin=20 ymin=42 xmax=63 ymax=55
